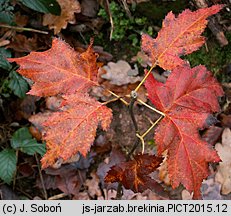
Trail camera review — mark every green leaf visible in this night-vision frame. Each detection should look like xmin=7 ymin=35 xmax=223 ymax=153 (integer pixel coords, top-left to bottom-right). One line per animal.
xmin=0 ymin=0 xmax=14 ymax=24
xmin=8 ymin=71 xmax=29 ymax=98
xmin=0 ymin=47 xmax=12 ymax=70
xmin=11 ymin=127 xmax=46 ymax=156
xmin=19 ymin=0 xmax=61 ymax=15
xmin=0 ymin=149 xmax=17 ymax=184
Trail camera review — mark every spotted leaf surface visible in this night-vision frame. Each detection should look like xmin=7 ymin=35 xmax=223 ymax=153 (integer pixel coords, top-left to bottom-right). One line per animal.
xmin=142 ymin=5 xmax=223 ymax=70
xmin=9 ymin=38 xmax=98 ymax=96
xmin=145 ymin=65 xmax=223 ymax=198
xmin=105 ymin=154 xmax=163 ymax=193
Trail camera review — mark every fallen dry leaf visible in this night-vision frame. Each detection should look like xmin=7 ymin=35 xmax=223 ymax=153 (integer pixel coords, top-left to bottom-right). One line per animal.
xmin=220 ymin=114 xmax=231 ymax=128
xmin=37 ymin=164 xmax=86 ymax=196
xmin=202 ymin=175 xmax=223 ymax=200
xmin=11 ymin=95 xmax=40 ymax=121
xmin=131 ymin=51 xmax=151 ymax=67
xmin=14 ymin=12 xmax=29 ymax=27
xmin=181 ymin=189 xmax=193 ymax=200
xmin=105 ymin=154 xmax=163 ymax=193
xmin=81 ymin=0 xmax=99 ymax=17
xmin=215 ymin=128 xmax=231 ymax=195
xmin=97 ymin=149 xmax=126 ymax=189
xmin=7 ymin=34 xmax=42 ymax=52
xmin=43 ymin=0 xmax=81 ymax=34
xmin=158 ymin=151 xmax=171 ymax=186
xmin=100 ymin=60 xmax=142 ymax=86
xmin=84 ymin=172 xmax=102 ymax=198
xmin=202 ymin=126 xmax=223 ymax=146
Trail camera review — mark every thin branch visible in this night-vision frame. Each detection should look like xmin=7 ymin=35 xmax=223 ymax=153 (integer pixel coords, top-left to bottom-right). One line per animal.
xmin=129 ymin=91 xmax=138 ymax=132
xmin=141 ymin=116 xmax=163 ymax=138
xmin=0 ymin=24 xmax=48 ymax=34
xmin=120 ymin=0 xmax=132 ymax=19
xmin=48 ymin=193 xmax=68 ymax=200
xmin=106 ymin=89 xmax=129 ymax=106
xmin=105 ymin=0 xmax=114 ymax=40
xmin=136 ymin=133 xmax=145 ymax=154
xmin=101 ymin=97 xmax=120 ymax=105
xmin=135 ymin=63 xmax=156 ymax=92
xmin=126 ymin=138 xmax=140 ymax=160
xmin=35 ymin=154 xmax=47 ymax=200
xmin=137 ymin=98 xmax=165 ymax=116
xmin=116 ymin=183 xmax=123 ymax=199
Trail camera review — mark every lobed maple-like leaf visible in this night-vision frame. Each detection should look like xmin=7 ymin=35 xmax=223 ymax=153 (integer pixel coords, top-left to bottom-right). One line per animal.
xmin=105 ymin=154 xmax=163 ymax=193
xmin=30 ymin=93 xmax=112 ymax=169
xmin=142 ymin=5 xmax=223 ymax=70
xmin=9 ymin=39 xmax=112 ymax=168
xmin=145 ymin=65 xmax=223 ymax=198
xmin=8 ymin=38 xmax=98 ymax=97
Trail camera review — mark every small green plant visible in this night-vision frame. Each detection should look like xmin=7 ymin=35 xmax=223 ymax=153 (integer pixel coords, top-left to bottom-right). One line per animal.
xmin=0 ymin=0 xmax=60 ymax=25
xmin=185 ymin=32 xmax=231 ymax=81
xmin=0 ymin=0 xmax=14 ymax=24
xmin=98 ymin=1 xmax=152 ymax=44
xmin=0 ymin=48 xmax=29 ymax=98
xmin=0 ymin=127 xmax=46 ymax=184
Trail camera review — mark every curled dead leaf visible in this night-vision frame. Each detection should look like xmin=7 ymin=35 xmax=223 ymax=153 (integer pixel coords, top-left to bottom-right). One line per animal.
xmin=215 ymin=128 xmax=231 ymax=195
xmin=43 ymin=0 xmax=81 ymax=34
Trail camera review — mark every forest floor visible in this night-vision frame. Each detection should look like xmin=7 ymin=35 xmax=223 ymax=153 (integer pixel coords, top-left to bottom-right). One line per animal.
xmin=0 ymin=0 xmax=231 ymax=200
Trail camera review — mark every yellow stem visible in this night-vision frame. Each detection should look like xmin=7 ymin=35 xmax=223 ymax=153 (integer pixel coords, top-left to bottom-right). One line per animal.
xmin=106 ymin=89 xmax=129 ymax=106
xmin=102 ymin=97 xmax=119 ymax=105
xmin=136 ymin=133 xmax=145 ymax=154
xmin=135 ymin=64 xmax=156 ymax=92
xmin=137 ymin=98 xmax=165 ymax=116
xmin=141 ymin=116 xmax=163 ymax=138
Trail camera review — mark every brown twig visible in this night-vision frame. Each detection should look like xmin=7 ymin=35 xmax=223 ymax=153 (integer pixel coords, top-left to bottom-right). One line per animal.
xmin=105 ymin=0 xmax=114 ymax=40
xmin=0 ymin=24 xmax=48 ymax=34
xmin=48 ymin=193 xmax=68 ymax=200
xmin=35 ymin=154 xmax=47 ymax=200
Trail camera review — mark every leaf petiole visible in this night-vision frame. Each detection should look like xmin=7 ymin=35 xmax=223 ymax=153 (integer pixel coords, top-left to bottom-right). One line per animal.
xmin=141 ymin=116 xmax=163 ymax=138
xmin=106 ymin=89 xmax=129 ymax=106
xmin=136 ymin=133 xmax=145 ymax=154
xmin=134 ymin=63 xmax=156 ymax=92
xmin=137 ymin=98 xmax=165 ymax=116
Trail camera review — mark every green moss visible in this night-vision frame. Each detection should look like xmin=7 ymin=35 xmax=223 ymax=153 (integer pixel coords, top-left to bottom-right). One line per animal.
xmin=97 ymin=1 xmax=152 ymax=42
xmin=185 ymin=32 xmax=231 ymax=82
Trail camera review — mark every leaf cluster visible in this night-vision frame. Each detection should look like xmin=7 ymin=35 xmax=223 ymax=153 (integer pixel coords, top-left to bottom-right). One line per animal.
xmin=0 ymin=127 xmax=45 ymax=184
xmin=98 ymin=1 xmax=152 ymax=44
xmin=7 ymin=4 xmax=225 ymax=199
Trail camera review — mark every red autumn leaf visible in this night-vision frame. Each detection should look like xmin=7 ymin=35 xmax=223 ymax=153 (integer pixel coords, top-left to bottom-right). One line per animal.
xmin=142 ymin=5 xmax=223 ymax=70
xmin=105 ymin=154 xmax=163 ymax=193
xmin=145 ymin=65 xmax=224 ymax=198
xmin=8 ymin=38 xmax=98 ymax=96
xmin=35 ymin=93 xmax=112 ymax=169
xmin=9 ymin=39 xmax=112 ymax=168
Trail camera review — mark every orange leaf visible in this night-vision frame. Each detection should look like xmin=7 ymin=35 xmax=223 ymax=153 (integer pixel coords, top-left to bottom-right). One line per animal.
xmin=30 ymin=93 xmax=112 ymax=169
xmin=8 ymin=38 xmax=98 ymax=97
xmin=145 ymin=65 xmax=223 ymax=198
xmin=9 ymin=39 xmax=112 ymax=168
xmin=142 ymin=5 xmax=223 ymax=70
xmin=105 ymin=154 xmax=163 ymax=193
